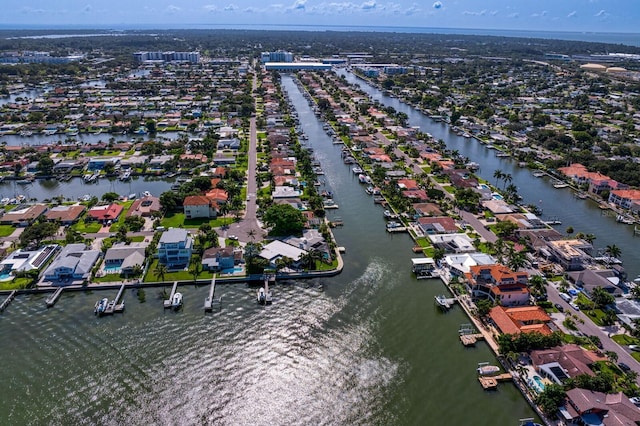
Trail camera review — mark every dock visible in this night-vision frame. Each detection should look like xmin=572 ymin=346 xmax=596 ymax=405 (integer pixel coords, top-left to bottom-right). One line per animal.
xmin=164 ymin=281 xmax=178 ymax=309
xmin=460 ymin=333 xmax=485 ymax=346
xmin=204 ymin=277 xmax=216 ymax=312
xmin=45 ymin=287 xmax=64 ymax=308
xmin=386 ymin=226 xmax=408 ymax=233
xmin=101 ymin=284 xmax=126 ymax=315
xmin=478 ymin=373 xmax=512 ymax=390
xmin=0 ymin=290 xmax=16 ymax=312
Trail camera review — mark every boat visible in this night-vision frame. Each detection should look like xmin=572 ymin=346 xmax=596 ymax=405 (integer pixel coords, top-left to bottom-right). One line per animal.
xmin=16 ymin=177 xmax=34 ymax=184
xmin=43 ymin=129 xmax=57 ymax=136
xmin=495 ymin=152 xmax=511 ymax=158
xmin=358 ymin=174 xmax=371 ymax=184
xmin=119 ymin=170 xmax=131 ymax=181
xmin=577 ymin=192 xmax=588 ymax=199
xmin=257 ymin=287 xmax=266 ymax=305
xmin=94 ymin=297 xmax=109 ymax=315
xmin=142 ymin=191 xmax=152 ymax=197
xmin=532 ymin=171 xmax=545 ymax=178
xmin=617 ymin=215 xmax=635 ymax=225
xmin=465 ymin=162 xmax=480 ymax=171
xmin=128 ymin=193 xmax=137 ymax=200
xmin=435 ymin=295 xmax=454 ymax=309
xmin=383 ymin=209 xmax=397 ymax=219
xmin=352 ymin=166 xmax=363 ymax=174
xmin=477 ymin=363 xmax=501 ymax=376
xmin=134 ymin=126 xmax=148 ymax=135
xmin=171 ymin=292 xmax=183 ymax=310
xmin=19 ymin=130 xmax=33 ymax=137
xmin=553 ymin=181 xmax=569 ymax=189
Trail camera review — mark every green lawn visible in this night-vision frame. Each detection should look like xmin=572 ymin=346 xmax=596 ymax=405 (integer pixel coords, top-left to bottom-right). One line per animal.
xmin=92 ymin=273 xmax=124 ymax=283
xmin=0 ymin=225 xmax=16 ymax=237
xmin=315 ymin=259 xmax=339 ymax=271
xmin=0 ymin=277 xmax=33 ymax=291
xmin=443 ymin=185 xmax=456 ymax=194
xmin=72 ymin=221 xmax=102 ymax=233
xmin=109 ymin=201 xmax=134 ymax=232
xmin=612 ymin=334 xmax=639 ymax=346
xmin=161 ymin=212 xmax=227 ymax=229
xmin=144 ymin=259 xmax=217 ymax=282
xmin=130 ymin=236 xmax=145 ymax=242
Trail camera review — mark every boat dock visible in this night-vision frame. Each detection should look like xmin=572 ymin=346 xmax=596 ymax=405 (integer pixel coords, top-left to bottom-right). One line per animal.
xmin=45 ymin=287 xmax=64 ymax=308
xmin=164 ymin=282 xmax=179 ymax=309
xmin=478 ymin=373 xmax=513 ymax=390
xmin=204 ymin=277 xmax=216 ymax=312
xmin=102 ymin=284 xmax=126 ymax=315
xmin=458 ymin=323 xmax=484 ymax=346
xmin=0 ymin=290 xmax=16 ymax=312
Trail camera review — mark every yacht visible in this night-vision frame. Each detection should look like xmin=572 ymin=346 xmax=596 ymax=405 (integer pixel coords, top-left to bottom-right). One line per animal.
xmin=477 ymin=363 xmax=501 ymax=376
xmin=352 ymin=166 xmax=363 ymax=174
xmin=553 ymin=181 xmax=569 ymax=189
xmin=257 ymin=287 xmax=266 ymax=305
xmin=94 ymin=297 xmax=109 ymax=315
xmin=531 ymin=171 xmax=545 ymax=178
xmin=171 ymin=292 xmax=183 ymax=310
xmin=142 ymin=191 xmax=152 ymax=198
xmin=119 ymin=170 xmax=131 ymax=181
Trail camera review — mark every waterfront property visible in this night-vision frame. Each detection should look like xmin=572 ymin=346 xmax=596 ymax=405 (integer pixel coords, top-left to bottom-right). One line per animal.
xmin=201 ymin=246 xmax=239 ymax=272
xmin=0 ymin=204 xmax=48 ymax=227
xmin=183 ymin=195 xmax=218 ymax=219
xmin=87 ymin=203 xmax=124 ymax=225
xmin=43 ymin=243 xmax=100 ymax=284
xmin=102 ymin=242 xmax=148 ymax=276
xmin=561 ymin=388 xmax=640 ymax=425
xmin=0 ymin=244 xmax=58 ymax=278
xmin=157 ymin=228 xmax=193 ymax=270
xmin=44 ymin=204 xmax=86 ymax=225
xmin=126 ymin=196 xmax=161 ymax=218
xmin=259 ymin=240 xmax=307 ymax=269
xmin=488 ymin=306 xmax=553 ymax=336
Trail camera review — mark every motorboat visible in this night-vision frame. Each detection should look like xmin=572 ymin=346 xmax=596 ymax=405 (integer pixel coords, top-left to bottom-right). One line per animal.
xmin=352 ymin=166 xmax=363 ymax=174
xmin=94 ymin=297 xmax=109 ymax=315
xmin=119 ymin=170 xmax=131 ymax=181
xmin=477 ymin=363 xmax=501 ymax=376
xmin=142 ymin=191 xmax=152 ymax=198
xmin=553 ymin=181 xmax=569 ymax=189
xmin=532 ymin=171 xmax=545 ymax=178
xmin=257 ymin=287 xmax=266 ymax=305
xmin=171 ymin=292 xmax=183 ymax=310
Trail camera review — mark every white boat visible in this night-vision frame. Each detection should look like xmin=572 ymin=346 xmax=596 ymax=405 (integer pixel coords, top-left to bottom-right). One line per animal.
xmin=142 ymin=191 xmax=152 ymax=198
xmin=119 ymin=170 xmax=131 ymax=181
xmin=532 ymin=171 xmax=545 ymax=178
xmin=128 ymin=193 xmax=137 ymax=200
xmin=94 ymin=297 xmax=109 ymax=315
xmin=553 ymin=181 xmax=569 ymax=189
xmin=477 ymin=363 xmax=501 ymax=376
xmin=352 ymin=166 xmax=363 ymax=174
xmin=171 ymin=292 xmax=183 ymax=309
xmin=257 ymin=287 xmax=266 ymax=305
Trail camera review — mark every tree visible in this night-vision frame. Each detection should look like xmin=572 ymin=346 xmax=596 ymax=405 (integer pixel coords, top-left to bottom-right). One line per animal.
xmin=605 ymin=244 xmax=621 ymax=260
xmin=565 ymin=226 xmax=574 ymax=237
xmin=36 ymin=156 xmax=54 ymax=175
xmin=476 ymin=299 xmax=494 ymax=317
xmin=494 ymin=220 xmax=518 ymax=238
xmin=507 ymin=251 xmax=527 ymax=272
xmin=102 ymin=192 xmax=120 ymax=202
xmin=529 ymin=275 xmax=546 ymax=298
xmin=299 ymin=249 xmax=322 ymax=270
xmin=124 ymin=215 xmax=146 ymax=232
xmin=159 ymin=191 xmax=183 ymax=213
xmin=493 ymin=169 xmax=504 ymax=187
xmin=263 ymin=204 xmax=306 ymax=236
xmin=19 ymin=221 xmax=59 ymax=248
xmin=154 ymin=263 xmax=167 ymax=282
xmin=535 ymin=383 xmax=566 ymax=415
xmin=432 ymin=248 xmax=446 ymax=265
xmin=591 ymin=286 xmax=615 ymax=309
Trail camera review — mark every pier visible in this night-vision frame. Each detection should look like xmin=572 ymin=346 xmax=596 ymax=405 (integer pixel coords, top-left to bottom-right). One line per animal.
xmin=478 ymin=373 xmax=512 ymax=390
xmin=435 ymin=294 xmax=457 ymax=310
xmin=204 ymin=277 xmax=216 ymax=312
xmin=0 ymin=290 xmax=16 ymax=312
xmin=459 ymin=323 xmax=484 ymax=346
xmin=164 ymin=281 xmax=178 ymax=309
xmin=45 ymin=287 xmax=64 ymax=308
xmin=99 ymin=284 xmax=126 ymax=315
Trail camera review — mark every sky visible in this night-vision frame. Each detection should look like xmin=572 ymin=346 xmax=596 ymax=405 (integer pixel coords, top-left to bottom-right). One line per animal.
xmin=1 ymin=0 xmax=639 ymax=33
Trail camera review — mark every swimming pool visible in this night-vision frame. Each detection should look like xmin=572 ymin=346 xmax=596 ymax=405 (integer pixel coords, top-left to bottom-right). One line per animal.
xmin=531 ymin=375 xmax=545 ymax=393
xmin=492 ymin=193 xmax=503 ymax=200
xmin=221 ymin=266 xmax=244 ymax=274
xmin=478 ymin=184 xmax=489 ymax=190
xmin=0 ymin=272 xmax=12 ymax=281
xmin=103 ymin=265 xmax=121 ymax=273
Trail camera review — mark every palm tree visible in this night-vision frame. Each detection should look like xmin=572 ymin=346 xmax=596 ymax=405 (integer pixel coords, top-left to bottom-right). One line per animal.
xmin=502 ymin=173 xmax=512 ymax=191
xmin=154 ymin=263 xmax=167 ymax=282
xmin=605 ymin=244 xmax=621 ymax=259
xmin=493 ymin=169 xmax=504 ymax=187
xmin=247 ymin=229 xmax=257 ymax=242
xmin=508 ymin=252 xmax=527 ymax=271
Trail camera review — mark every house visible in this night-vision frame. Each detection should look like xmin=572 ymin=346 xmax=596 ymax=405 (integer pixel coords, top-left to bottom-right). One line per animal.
xmin=259 ymin=240 xmax=307 ymax=268
xmin=609 ymin=189 xmax=640 ymax=211
xmin=0 ymin=244 xmax=58 ymax=275
xmin=467 ymin=264 xmax=529 ymax=306
xmin=87 ymin=203 xmax=124 ymax=224
xmin=413 ymin=202 xmax=443 ymax=217
xmin=561 ymin=388 xmax=640 ymax=426
xmin=567 ymin=269 xmax=624 ymax=297
xmin=488 ymin=305 xmax=553 ymax=335
xmin=0 ymin=204 xmax=48 ymax=226
xmin=183 ymin=195 xmax=218 ymax=219
xmin=428 ymin=233 xmax=475 ymax=253
xmin=127 ymin=196 xmax=161 ymax=217
xmin=546 ymin=239 xmax=592 ymax=271
xmin=43 ymin=243 xmax=101 ymax=283
xmin=103 ymin=242 xmax=147 ymax=275
xmin=417 ymin=216 xmax=458 ymax=234
xmin=204 ymin=188 xmax=228 ymax=205
xmin=217 ymin=138 xmax=241 ymax=150
xmin=45 ymin=205 xmax=86 ymax=225
xmin=201 ymin=246 xmax=238 ymax=271
xmin=86 ymin=157 xmax=120 ymax=171
xmin=283 ymin=229 xmax=331 ymax=260
xmin=443 ymin=252 xmax=497 ymax=276
xmin=531 ymin=344 xmax=603 ymax=383
xmin=157 ymin=228 xmax=193 ymax=269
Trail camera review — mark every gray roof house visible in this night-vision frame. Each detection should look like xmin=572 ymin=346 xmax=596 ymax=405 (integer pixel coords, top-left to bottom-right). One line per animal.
xmin=43 ymin=243 xmax=100 ymax=284
xmin=103 ymin=242 xmax=148 ymax=274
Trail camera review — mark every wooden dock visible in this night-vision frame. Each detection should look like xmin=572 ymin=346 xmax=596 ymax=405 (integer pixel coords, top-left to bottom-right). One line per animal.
xmin=460 ymin=333 xmax=484 ymax=346
xmin=164 ymin=281 xmax=178 ymax=309
xmin=0 ymin=290 xmax=16 ymax=312
xmin=478 ymin=373 xmax=513 ymax=390
xmin=45 ymin=287 xmax=64 ymax=308
xmin=102 ymin=284 xmax=126 ymax=315
xmin=435 ymin=295 xmax=457 ymax=310
xmin=204 ymin=277 xmax=216 ymax=312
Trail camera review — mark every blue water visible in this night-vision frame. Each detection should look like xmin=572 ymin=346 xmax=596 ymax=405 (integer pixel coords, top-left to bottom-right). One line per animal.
xmin=492 ymin=193 xmax=503 ymax=201
xmin=220 ymin=267 xmax=243 ymax=274
xmin=479 ymin=184 xmax=489 ymax=190
xmin=103 ymin=265 xmax=121 ymax=273
xmin=533 ymin=376 xmax=545 ymax=392
xmin=0 ymin=273 xmax=11 ymax=280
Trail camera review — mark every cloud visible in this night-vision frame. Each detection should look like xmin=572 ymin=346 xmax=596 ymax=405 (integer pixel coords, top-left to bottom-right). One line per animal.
xmin=531 ymin=10 xmax=548 ymax=18
xmin=567 ymin=10 xmax=577 ymax=18
xmin=489 ymin=10 xmax=498 ymax=16
xmin=292 ymin=0 xmax=307 ymax=10
xmin=243 ymin=7 xmax=260 ymax=12
xmin=404 ymin=4 xmax=421 ymax=15
xmin=166 ymin=5 xmax=182 ymax=12
xmin=203 ymin=4 xmax=218 ymax=12
xmin=507 ymin=12 xmax=518 ymax=18
xmin=21 ymin=6 xmax=45 ymax=13
xmin=360 ymin=0 xmax=376 ymax=10
xmin=594 ymin=9 xmax=607 ymax=17
xmin=433 ymin=1 xmax=442 ymax=10
xmin=463 ymin=10 xmax=486 ymax=16
xmin=224 ymin=4 xmax=238 ymax=11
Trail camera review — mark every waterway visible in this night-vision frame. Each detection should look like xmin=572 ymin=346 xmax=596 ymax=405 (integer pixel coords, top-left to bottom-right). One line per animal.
xmin=339 ymin=70 xmax=640 ymax=280
xmin=0 ymin=76 xmax=538 ymax=425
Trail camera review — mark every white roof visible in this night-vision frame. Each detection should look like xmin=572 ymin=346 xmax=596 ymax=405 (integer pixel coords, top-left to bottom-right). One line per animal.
xmin=259 ymin=240 xmax=307 ymax=262
xmin=444 ymin=253 xmax=496 ymax=273
xmin=411 ymin=258 xmax=435 ymax=265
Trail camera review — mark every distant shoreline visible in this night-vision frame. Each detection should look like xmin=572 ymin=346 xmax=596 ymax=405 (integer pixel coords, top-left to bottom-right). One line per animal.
xmin=0 ymin=25 xmax=638 ymax=47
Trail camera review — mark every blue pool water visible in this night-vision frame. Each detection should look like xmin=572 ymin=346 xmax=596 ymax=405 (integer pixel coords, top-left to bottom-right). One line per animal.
xmin=104 ymin=265 xmax=121 ymax=273
xmin=492 ymin=193 xmax=503 ymax=200
xmin=479 ymin=184 xmax=489 ymax=190
xmin=0 ymin=272 xmax=12 ymax=280
xmin=221 ymin=267 xmax=243 ymax=274
xmin=533 ymin=376 xmax=545 ymax=392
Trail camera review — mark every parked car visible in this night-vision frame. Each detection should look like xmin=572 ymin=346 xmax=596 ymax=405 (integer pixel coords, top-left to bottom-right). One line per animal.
xmin=569 ymin=302 xmax=580 ymax=311
xmin=629 ymin=345 xmax=640 ymax=352
xmin=554 ymin=303 xmax=564 ymax=312
xmin=619 ymin=362 xmax=631 ymax=372
xmin=559 ymin=292 xmax=572 ymax=302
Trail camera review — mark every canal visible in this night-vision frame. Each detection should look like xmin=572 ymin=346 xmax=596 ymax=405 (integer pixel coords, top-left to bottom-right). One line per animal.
xmin=0 ymin=76 xmax=538 ymax=425
xmin=339 ymin=70 xmax=640 ymax=280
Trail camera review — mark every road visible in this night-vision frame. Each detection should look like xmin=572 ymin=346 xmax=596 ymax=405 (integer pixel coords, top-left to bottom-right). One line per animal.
xmin=546 ymin=282 xmax=640 ymax=386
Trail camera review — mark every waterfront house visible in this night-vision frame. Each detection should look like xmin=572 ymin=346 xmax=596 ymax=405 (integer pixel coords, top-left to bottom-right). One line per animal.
xmin=259 ymin=240 xmax=307 ymax=269
xmin=428 ymin=233 xmax=475 ymax=253
xmin=0 ymin=204 xmax=48 ymax=227
xmin=467 ymin=264 xmax=530 ymax=306
xmin=531 ymin=344 xmax=602 ymax=383
xmin=201 ymin=246 xmax=238 ymax=272
xmin=561 ymin=388 xmax=640 ymax=425
xmin=608 ymin=189 xmax=640 ymax=211
xmin=157 ymin=228 xmax=193 ymax=269
xmin=416 ymin=216 xmax=458 ymax=234
xmin=567 ymin=269 xmax=623 ymax=298
xmin=546 ymin=239 xmax=592 ymax=271
xmin=204 ymin=188 xmax=228 ymax=205
xmin=43 ymin=243 xmax=100 ymax=284
xmin=488 ymin=305 xmax=553 ymax=335
xmin=103 ymin=242 xmax=147 ymax=275
xmin=0 ymin=244 xmax=58 ymax=275
xmin=45 ymin=205 xmax=86 ymax=225
xmin=442 ymin=253 xmax=497 ymax=277
xmin=87 ymin=203 xmax=124 ymax=225
xmin=126 ymin=196 xmax=161 ymax=218
xmin=86 ymin=157 xmax=120 ymax=171
xmin=283 ymin=229 xmax=331 ymax=261
xmin=183 ymin=195 xmax=218 ymax=219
